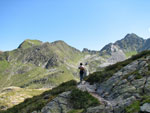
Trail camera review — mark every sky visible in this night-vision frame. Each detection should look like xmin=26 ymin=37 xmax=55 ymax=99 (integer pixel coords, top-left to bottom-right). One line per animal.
xmin=0 ymin=0 xmax=150 ymax=51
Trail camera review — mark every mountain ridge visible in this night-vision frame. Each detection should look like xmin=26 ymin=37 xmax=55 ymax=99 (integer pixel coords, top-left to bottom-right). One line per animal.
xmin=0 ymin=39 xmax=83 ymax=91
xmin=83 ymin=33 xmax=150 ymax=57
xmin=1 ymin=33 xmax=150 ymax=91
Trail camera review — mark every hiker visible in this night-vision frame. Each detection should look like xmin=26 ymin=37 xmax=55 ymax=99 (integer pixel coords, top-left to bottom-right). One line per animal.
xmin=78 ymin=63 xmax=85 ymax=83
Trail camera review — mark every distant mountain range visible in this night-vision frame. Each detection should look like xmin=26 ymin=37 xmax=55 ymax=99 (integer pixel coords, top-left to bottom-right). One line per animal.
xmin=83 ymin=33 xmax=150 ymax=66
xmin=0 ymin=33 xmax=150 ymax=91
xmin=84 ymin=33 xmax=150 ymax=55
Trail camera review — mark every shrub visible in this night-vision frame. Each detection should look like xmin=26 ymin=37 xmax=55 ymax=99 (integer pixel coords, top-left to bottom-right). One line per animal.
xmin=67 ymin=109 xmax=84 ymax=113
xmin=125 ymin=101 xmax=140 ymax=113
xmin=50 ymin=80 xmax=77 ymax=95
xmin=141 ymin=95 xmax=150 ymax=104
xmin=85 ymin=71 xmax=114 ymax=84
xmin=70 ymin=88 xmax=100 ymax=109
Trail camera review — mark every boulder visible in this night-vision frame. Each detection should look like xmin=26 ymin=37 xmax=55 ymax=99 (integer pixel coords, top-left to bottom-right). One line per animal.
xmin=140 ymin=103 xmax=150 ymax=113
xmin=85 ymin=105 xmax=113 ymax=113
xmin=41 ymin=91 xmax=72 ymax=113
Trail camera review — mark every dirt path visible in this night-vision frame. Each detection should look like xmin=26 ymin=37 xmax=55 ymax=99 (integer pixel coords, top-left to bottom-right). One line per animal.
xmin=89 ymin=92 xmax=113 ymax=107
xmin=77 ymin=82 xmax=114 ymax=108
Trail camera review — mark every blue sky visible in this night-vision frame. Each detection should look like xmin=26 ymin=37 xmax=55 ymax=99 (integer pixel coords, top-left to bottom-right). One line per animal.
xmin=0 ymin=0 xmax=150 ymax=51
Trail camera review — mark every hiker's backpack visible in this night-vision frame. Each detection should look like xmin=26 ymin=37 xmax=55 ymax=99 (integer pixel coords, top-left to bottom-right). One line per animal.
xmin=79 ymin=66 xmax=85 ymax=74
xmin=80 ymin=66 xmax=84 ymax=71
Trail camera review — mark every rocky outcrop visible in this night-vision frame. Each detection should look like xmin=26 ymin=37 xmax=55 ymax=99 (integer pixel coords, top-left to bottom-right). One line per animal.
xmin=140 ymin=103 xmax=150 ymax=113
xmin=140 ymin=38 xmax=150 ymax=52
xmin=100 ymin=43 xmax=125 ymax=64
xmin=100 ymin=44 xmax=126 ymax=67
xmin=86 ymin=105 xmax=113 ymax=113
xmin=45 ymin=56 xmax=59 ymax=69
xmin=78 ymin=54 xmax=150 ymax=113
xmin=95 ymin=56 xmax=150 ymax=113
xmin=32 ymin=91 xmax=72 ymax=113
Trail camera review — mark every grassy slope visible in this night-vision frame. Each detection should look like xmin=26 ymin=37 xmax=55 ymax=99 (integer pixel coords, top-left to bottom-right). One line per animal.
xmin=0 ymin=87 xmax=47 ymax=110
xmin=0 ymin=61 xmax=76 ymax=90
xmin=124 ymin=51 xmax=137 ymax=58
xmin=51 ymin=41 xmax=84 ymax=64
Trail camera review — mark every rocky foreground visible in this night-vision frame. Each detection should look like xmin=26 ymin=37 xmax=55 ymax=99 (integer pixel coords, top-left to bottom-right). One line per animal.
xmin=30 ymin=51 xmax=150 ymax=113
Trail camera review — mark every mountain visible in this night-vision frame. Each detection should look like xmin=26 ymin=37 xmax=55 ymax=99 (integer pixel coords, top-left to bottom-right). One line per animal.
xmin=90 ymin=33 xmax=150 ymax=67
xmin=115 ymin=33 xmax=145 ymax=52
xmin=1 ymin=33 xmax=150 ymax=112
xmin=0 ymin=33 xmax=149 ymax=91
xmin=82 ymin=34 xmax=146 ymax=70
xmin=0 ymin=34 xmax=149 ymax=91
xmin=2 ymin=50 xmax=150 ymax=113
xmin=82 ymin=33 xmax=150 ymax=69
xmin=0 ymin=40 xmax=83 ymax=91
xmin=100 ymin=33 xmax=145 ymax=57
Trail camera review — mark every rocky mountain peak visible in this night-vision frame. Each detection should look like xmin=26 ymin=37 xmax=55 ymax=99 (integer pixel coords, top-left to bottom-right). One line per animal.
xmin=18 ymin=39 xmax=43 ymax=49
xmin=115 ymin=33 xmax=145 ymax=52
xmin=124 ymin=33 xmax=140 ymax=39
xmin=82 ymin=48 xmax=99 ymax=54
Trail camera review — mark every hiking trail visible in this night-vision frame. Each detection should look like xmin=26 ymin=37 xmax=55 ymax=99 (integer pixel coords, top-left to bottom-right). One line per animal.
xmin=77 ymin=81 xmax=115 ymax=110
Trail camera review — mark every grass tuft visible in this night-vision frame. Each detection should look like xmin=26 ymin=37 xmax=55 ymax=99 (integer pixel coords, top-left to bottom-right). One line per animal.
xmin=125 ymin=101 xmax=140 ymax=113
xmin=70 ymin=88 xmax=100 ymax=109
